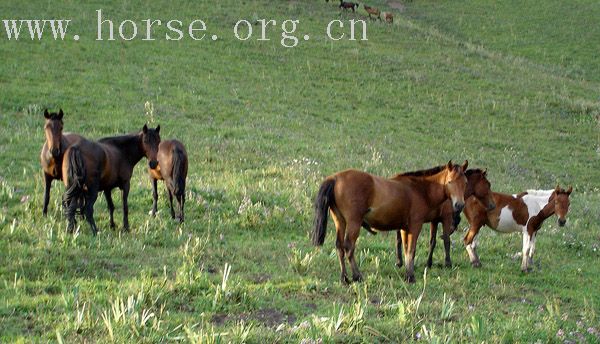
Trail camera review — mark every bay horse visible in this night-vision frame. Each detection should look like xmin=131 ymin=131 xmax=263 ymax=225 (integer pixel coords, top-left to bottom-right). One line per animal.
xmin=364 ymin=5 xmax=381 ymax=20
xmin=62 ymin=124 xmax=161 ymax=235
xmin=463 ymin=185 xmax=572 ymax=271
xmin=312 ymin=161 xmax=468 ymax=284
xmin=40 ymin=109 xmax=84 ymax=215
xmin=148 ymin=139 xmax=188 ymax=223
xmin=423 ymin=168 xmax=496 ymax=269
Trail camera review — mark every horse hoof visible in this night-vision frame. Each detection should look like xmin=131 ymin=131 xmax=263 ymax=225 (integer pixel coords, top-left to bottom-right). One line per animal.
xmin=341 ymin=276 xmax=351 ymax=285
xmin=472 ymin=261 xmax=482 ymax=268
xmin=396 ymin=262 xmax=403 ymax=269
xmin=445 ymin=262 xmax=453 ymax=268
xmin=405 ymin=275 xmax=416 ymax=284
xmin=426 ymin=261 xmax=433 ymax=269
xmin=352 ymin=275 xmax=363 ymax=283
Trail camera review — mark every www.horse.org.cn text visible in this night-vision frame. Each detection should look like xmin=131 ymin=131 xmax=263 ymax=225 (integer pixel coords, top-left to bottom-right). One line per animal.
xmin=1 ymin=10 xmax=369 ymax=48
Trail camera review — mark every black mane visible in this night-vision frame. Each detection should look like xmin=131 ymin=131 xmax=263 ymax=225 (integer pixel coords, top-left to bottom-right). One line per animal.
xmin=398 ymin=164 xmax=446 ymax=177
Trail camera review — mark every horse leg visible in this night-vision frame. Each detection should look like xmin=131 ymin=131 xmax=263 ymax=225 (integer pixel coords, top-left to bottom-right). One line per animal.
xmin=528 ymin=231 xmax=537 ymax=269
xmin=426 ymin=222 xmax=438 ymax=268
xmin=151 ymin=178 xmax=158 ymax=216
xmin=65 ymin=193 xmax=77 ymax=234
xmin=345 ymin=220 xmax=363 ymax=282
xmin=395 ymin=230 xmax=403 ymax=268
xmin=104 ymin=191 xmax=116 ymax=229
xmin=42 ymin=173 xmax=52 ymax=216
xmin=442 ymin=214 xmax=454 ymax=268
xmin=84 ymin=188 xmax=99 ymax=236
xmin=331 ymin=210 xmax=349 ymax=284
xmin=521 ymin=229 xmax=532 ymax=272
xmin=464 ymin=225 xmax=482 ymax=268
xmin=167 ymin=188 xmax=175 ymax=219
xmin=178 ymin=192 xmax=185 ymax=223
xmin=121 ymin=182 xmax=130 ymax=231
xmin=403 ymin=228 xmax=421 ymax=283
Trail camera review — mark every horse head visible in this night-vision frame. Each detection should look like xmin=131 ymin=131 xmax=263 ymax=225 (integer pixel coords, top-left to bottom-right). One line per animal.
xmin=44 ymin=109 xmax=64 ymax=159
xmin=141 ymin=124 xmax=161 ymax=169
xmin=553 ymin=185 xmax=572 ymax=227
xmin=444 ymin=160 xmax=468 ymax=212
xmin=467 ymin=168 xmax=496 ymax=211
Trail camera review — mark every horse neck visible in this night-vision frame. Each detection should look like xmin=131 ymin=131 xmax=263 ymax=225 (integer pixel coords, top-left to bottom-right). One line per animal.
xmin=417 ymin=171 xmax=449 ymax=206
xmin=527 ymin=194 xmax=555 ymax=231
xmin=104 ymin=134 xmax=145 ymax=166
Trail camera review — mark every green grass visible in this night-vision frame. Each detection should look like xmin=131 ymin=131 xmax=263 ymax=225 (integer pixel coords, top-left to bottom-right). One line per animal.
xmin=1 ymin=0 xmax=599 ymax=342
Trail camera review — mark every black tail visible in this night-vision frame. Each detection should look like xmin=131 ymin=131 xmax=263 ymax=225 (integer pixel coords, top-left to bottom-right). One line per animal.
xmin=63 ymin=146 xmax=86 ymax=214
xmin=312 ymin=178 xmax=336 ymax=246
xmin=170 ymin=147 xmax=186 ymax=198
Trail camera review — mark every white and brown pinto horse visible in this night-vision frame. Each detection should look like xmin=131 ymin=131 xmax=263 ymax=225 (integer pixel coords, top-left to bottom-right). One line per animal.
xmin=312 ymin=161 xmax=468 ymax=284
xmin=463 ymin=185 xmax=572 ymax=272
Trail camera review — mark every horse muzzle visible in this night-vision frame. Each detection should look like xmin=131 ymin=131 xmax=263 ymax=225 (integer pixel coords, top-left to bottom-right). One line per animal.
xmin=453 ymin=202 xmax=465 ymax=213
xmin=558 ymin=218 xmax=566 ymax=227
xmin=149 ymin=160 xmax=158 ymax=169
xmin=51 ymin=148 xmax=60 ymax=158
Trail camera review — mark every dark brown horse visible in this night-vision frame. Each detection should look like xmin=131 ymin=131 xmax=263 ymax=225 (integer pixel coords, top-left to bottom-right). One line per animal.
xmin=40 ymin=109 xmax=84 ymax=215
xmin=312 ymin=161 xmax=468 ymax=283
xmin=463 ymin=186 xmax=572 ymax=271
xmin=62 ymin=124 xmax=160 ymax=235
xmin=340 ymin=0 xmax=359 ymax=12
xmin=423 ymin=168 xmax=496 ymax=269
xmin=148 ymin=139 xmax=188 ymax=223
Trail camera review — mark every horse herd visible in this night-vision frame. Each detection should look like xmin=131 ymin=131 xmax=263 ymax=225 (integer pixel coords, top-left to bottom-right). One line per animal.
xmin=41 ymin=109 xmax=188 ymax=236
xmin=40 ymin=109 xmax=572 ymax=285
xmin=327 ymin=0 xmax=395 ymax=23
xmin=311 ymin=162 xmax=572 ymax=284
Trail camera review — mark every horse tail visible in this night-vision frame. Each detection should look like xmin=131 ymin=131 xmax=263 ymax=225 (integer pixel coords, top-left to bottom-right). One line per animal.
xmin=170 ymin=147 xmax=186 ymax=198
xmin=63 ymin=146 xmax=86 ymax=213
xmin=312 ymin=178 xmax=336 ymax=246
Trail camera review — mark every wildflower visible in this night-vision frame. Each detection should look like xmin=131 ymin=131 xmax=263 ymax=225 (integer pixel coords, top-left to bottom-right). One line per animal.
xmin=556 ymin=329 xmax=564 ymax=338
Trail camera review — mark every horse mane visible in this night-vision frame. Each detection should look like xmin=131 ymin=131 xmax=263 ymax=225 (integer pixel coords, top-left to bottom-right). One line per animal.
xmin=98 ymin=132 xmax=141 ymax=147
xmin=392 ymin=164 xmax=446 ymax=179
xmin=465 ymin=168 xmax=484 ymax=176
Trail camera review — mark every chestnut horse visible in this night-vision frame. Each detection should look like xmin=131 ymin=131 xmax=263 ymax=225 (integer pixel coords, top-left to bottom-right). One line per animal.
xmin=423 ymin=168 xmax=496 ymax=268
xmin=312 ymin=161 xmax=468 ymax=284
xmin=62 ymin=125 xmax=160 ymax=235
xmin=40 ymin=109 xmax=84 ymax=215
xmin=463 ymin=185 xmax=572 ymax=271
xmin=148 ymin=139 xmax=188 ymax=223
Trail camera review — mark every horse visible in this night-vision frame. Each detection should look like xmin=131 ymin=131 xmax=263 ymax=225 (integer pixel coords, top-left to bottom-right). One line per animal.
xmin=61 ymin=124 xmax=161 ymax=235
xmin=383 ymin=12 xmax=394 ymax=23
xmin=340 ymin=0 xmax=359 ymax=12
xmin=423 ymin=168 xmax=496 ymax=269
xmin=40 ymin=109 xmax=84 ymax=216
xmin=463 ymin=185 xmax=572 ymax=272
xmin=312 ymin=161 xmax=468 ymax=284
xmin=364 ymin=5 xmax=381 ymax=20
xmin=148 ymin=139 xmax=188 ymax=223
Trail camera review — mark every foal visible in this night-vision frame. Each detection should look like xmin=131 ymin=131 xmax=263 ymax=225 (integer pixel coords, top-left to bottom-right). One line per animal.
xmin=313 ymin=161 xmax=468 ymax=283
xmin=364 ymin=5 xmax=381 ymax=20
xmin=463 ymin=185 xmax=572 ymax=271
xmin=40 ymin=109 xmax=83 ymax=215
xmin=62 ymin=125 xmax=160 ymax=235
xmin=148 ymin=139 xmax=188 ymax=223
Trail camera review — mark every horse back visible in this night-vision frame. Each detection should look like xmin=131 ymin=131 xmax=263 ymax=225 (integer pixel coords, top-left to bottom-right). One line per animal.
xmin=157 ymin=140 xmax=188 ymax=179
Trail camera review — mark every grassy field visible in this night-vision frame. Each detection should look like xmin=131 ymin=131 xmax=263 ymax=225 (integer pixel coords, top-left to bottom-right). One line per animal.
xmin=1 ymin=0 xmax=599 ymax=342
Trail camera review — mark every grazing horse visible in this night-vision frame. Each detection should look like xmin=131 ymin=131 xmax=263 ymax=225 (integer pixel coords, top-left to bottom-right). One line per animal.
xmin=312 ymin=161 xmax=468 ymax=284
xmin=423 ymin=168 xmax=496 ymax=269
xmin=62 ymin=124 xmax=161 ymax=235
xmin=40 ymin=109 xmax=84 ymax=215
xmin=340 ymin=0 xmax=359 ymax=12
xmin=463 ymin=185 xmax=572 ymax=271
xmin=148 ymin=139 xmax=188 ymax=223
xmin=364 ymin=5 xmax=381 ymax=20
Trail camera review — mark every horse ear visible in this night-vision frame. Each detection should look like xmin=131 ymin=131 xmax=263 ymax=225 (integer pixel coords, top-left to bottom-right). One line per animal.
xmin=483 ymin=168 xmax=488 ymax=177
xmin=462 ymin=160 xmax=468 ymax=171
xmin=143 ymin=124 xmax=148 ymax=133
xmin=58 ymin=109 xmax=64 ymax=120
xmin=44 ymin=109 xmax=50 ymax=119
xmin=447 ymin=160 xmax=453 ymax=169
xmin=555 ymin=184 xmax=561 ymax=192
xmin=566 ymin=186 xmax=572 ymax=195
xmin=156 ymin=125 xmax=160 ymax=134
